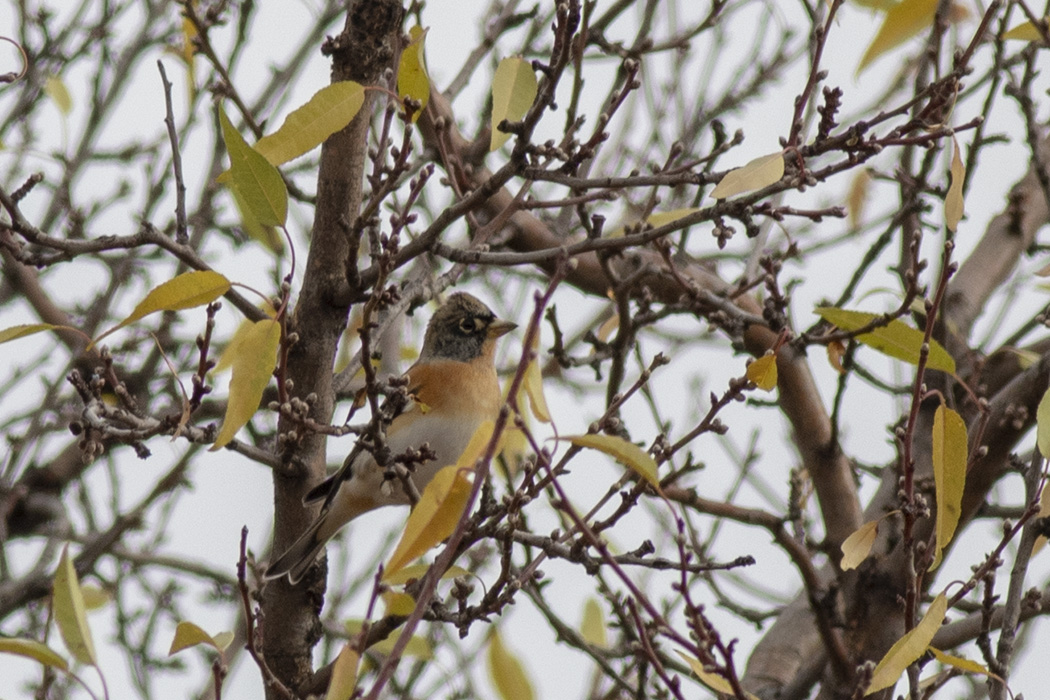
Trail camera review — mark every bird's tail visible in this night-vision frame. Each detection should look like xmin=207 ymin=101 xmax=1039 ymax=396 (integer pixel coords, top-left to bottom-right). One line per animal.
xmin=264 ymin=511 xmax=331 ymax=584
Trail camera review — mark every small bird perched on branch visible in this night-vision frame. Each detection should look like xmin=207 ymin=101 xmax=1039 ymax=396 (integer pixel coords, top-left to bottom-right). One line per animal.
xmin=265 ymin=292 xmax=517 ymax=584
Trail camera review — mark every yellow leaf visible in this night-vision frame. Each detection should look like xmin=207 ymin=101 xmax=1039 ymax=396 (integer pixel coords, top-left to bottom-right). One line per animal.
xmin=344 ymin=620 xmax=433 ymax=658
xmin=1032 ymin=482 xmax=1050 ymax=556
xmin=563 ymin=433 xmax=660 ymax=489
xmin=325 ymin=644 xmax=360 ymax=700
xmin=847 ymin=169 xmax=872 ymax=228
xmin=397 ymin=27 xmax=430 ymax=122
xmin=382 ymin=591 xmax=416 ymax=617
xmin=747 ymin=354 xmax=778 ymax=391
xmin=929 ymin=648 xmax=999 ymax=680
xmin=168 ymin=621 xmax=232 ymax=655
xmin=523 ymin=357 xmax=551 ymax=423
xmin=1037 ymin=386 xmax=1050 ymax=458
xmin=79 ymin=585 xmax=111 ymax=611
xmin=254 ymin=81 xmax=366 ymax=166
xmin=931 ymin=404 xmax=966 ymax=569
xmin=454 ymin=419 xmax=498 ymax=468
xmin=214 ymin=301 xmax=278 ymax=374
xmin=866 ymin=593 xmax=947 ymax=694
xmin=580 ymin=599 xmax=608 ymax=648
xmin=93 ymin=270 xmax=230 ymax=347
xmin=211 ymin=319 xmax=281 ymax=450
xmin=219 ymin=107 xmax=287 ymax=227
xmin=52 ymin=544 xmax=97 ymax=666
xmin=607 ymin=208 xmax=701 ymax=238
xmin=944 ymin=137 xmax=965 ymax=232
xmin=858 ymin=0 xmax=938 ymax=73
xmin=709 ymin=152 xmax=785 ymax=200
xmin=490 ymin=57 xmax=538 ymax=151
xmin=1002 ymin=17 xmax=1049 ymax=42
xmin=382 ymin=563 xmax=473 ymax=586
xmin=0 ymin=323 xmax=63 ymax=345
xmin=0 ymin=638 xmax=69 ymax=672
xmin=596 ymin=313 xmax=619 ymax=341
xmin=488 ymin=630 xmax=535 ymax=700
xmin=676 ymin=650 xmax=760 ymax=700
xmin=45 ymin=75 xmax=72 ymax=115
xmin=229 ymin=180 xmax=284 ymax=253
xmin=840 ymin=519 xmax=880 ymax=571
xmin=382 ymin=464 xmax=473 ymax=578
xmin=815 ymin=306 xmax=956 ymax=373
xmin=827 ymin=339 xmax=847 ymax=374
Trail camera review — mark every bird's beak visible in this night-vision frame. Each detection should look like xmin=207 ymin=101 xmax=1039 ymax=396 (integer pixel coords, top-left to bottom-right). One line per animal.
xmin=487 ymin=319 xmax=517 ymax=339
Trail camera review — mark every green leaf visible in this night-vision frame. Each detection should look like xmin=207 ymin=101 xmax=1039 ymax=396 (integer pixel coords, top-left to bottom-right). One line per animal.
xmin=931 ymin=404 xmax=966 ymax=569
xmin=858 ymin=0 xmax=938 ymax=73
xmin=254 ymin=81 xmax=366 ymax=166
xmin=561 ymin=433 xmax=660 ymax=489
xmin=815 ymin=306 xmax=956 ymax=373
xmin=488 ymin=630 xmax=535 ymax=700
xmin=490 ymin=57 xmax=537 ymax=151
xmin=709 ymin=152 xmax=785 ymax=200
xmin=211 ymin=319 xmax=281 ymax=450
xmin=52 ymin=545 xmax=97 ymax=666
xmin=93 ymin=270 xmax=230 ymax=347
xmin=0 ymin=323 xmax=63 ymax=345
xmin=219 ymin=107 xmax=288 ymax=227
xmin=866 ymin=593 xmax=947 ymax=694
xmin=229 ymin=181 xmax=284 ymax=253
xmin=45 ymin=75 xmax=72 ymax=115
xmin=397 ymin=27 xmax=430 ymax=122
xmin=0 ymin=638 xmax=69 ymax=672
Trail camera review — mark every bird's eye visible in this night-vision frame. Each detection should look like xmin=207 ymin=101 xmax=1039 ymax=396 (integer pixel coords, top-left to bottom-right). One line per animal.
xmin=458 ymin=318 xmax=477 ymax=333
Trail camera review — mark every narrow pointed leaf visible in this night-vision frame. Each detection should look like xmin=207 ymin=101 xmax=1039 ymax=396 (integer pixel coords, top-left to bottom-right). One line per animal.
xmin=676 ymin=651 xmax=760 ymax=700
xmin=254 ymin=81 xmax=365 ymax=166
xmin=848 ymin=169 xmax=872 ymax=227
xmin=382 ymin=591 xmax=416 ymax=616
xmin=0 ymin=638 xmax=69 ymax=672
xmin=53 ymin=545 xmax=97 ymax=666
xmin=211 ymin=319 xmax=281 ymax=450
xmin=1002 ymin=18 xmax=1049 ymax=42
xmin=929 ymin=648 xmax=999 ymax=680
xmin=563 ymin=433 xmax=660 ymax=489
xmin=382 ymin=464 xmax=473 ymax=578
xmin=580 ymin=599 xmax=608 ymax=648
xmin=45 ymin=75 xmax=72 ymax=115
xmin=397 ymin=27 xmax=430 ymax=122
xmin=219 ymin=107 xmax=287 ymax=227
xmin=1036 ymin=386 xmax=1050 ymax=458
xmin=931 ymin=405 xmax=967 ymax=569
xmin=0 ymin=323 xmax=63 ymax=345
xmin=229 ymin=181 xmax=284 ymax=253
xmin=490 ymin=57 xmax=537 ymax=151
xmin=944 ymin=137 xmax=965 ymax=231
xmin=815 ymin=306 xmax=956 ymax=373
xmin=382 ymin=563 xmax=473 ymax=586
xmin=93 ymin=270 xmax=230 ymax=347
xmin=523 ymin=357 xmax=551 ymax=423
xmin=455 ymin=419 xmax=497 ymax=468
xmin=488 ymin=630 xmax=535 ymax=700
xmin=866 ymin=593 xmax=947 ymax=694
xmin=607 ymin=208 xmax=701 ymax=238
xmin=213 ymin=301 xmax=278 ymax=374
xmin=168 ymin=621 xmax=232 ymax=655
xmin=840 ymin=519 xmax=880 ymax=571
xmin=709 ymin=152 xmax=784 ymax=200
xmin=858 ymin=0 xmax=938 ymax=73
xmin=1032 ymin=482 xmax=1050 ymax=556
xmin=324 ymin=645 xmax=360 ymax=700
xmin=747 ymin=354 xmax=778 ymax=391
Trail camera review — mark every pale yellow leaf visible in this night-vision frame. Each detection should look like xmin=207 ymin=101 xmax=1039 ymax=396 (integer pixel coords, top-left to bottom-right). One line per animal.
xmin=382 ymin=563 xmax=473 ymax=586
xmin=675 ymin=650 xmax=760 ymax=700
xmin=563 ymin=433 xmax=660 ymax=489
xmin=1037 ymin=386 xmax=1050 ymax=458
xmin=0 ymin=638 xmax=69 ymax=672
xmin=325 ymin=645 xmax=360 ymax=700
xmin=490 ymin=57 xmax=538 ymax=151
xmin=929 ymin=648 xmax=1000 ymax=680
xmin=0 ymin=323 xmax=64 ymax=345
xmin=488 ymin=630 xmax=535 ymax=700
xmin=840 ymin=519 xmax=880 ymax=571
xmin=52 ymin=544 xmax=96 ymax=666
xmin=596 ymin=313 xmax=619 ymax=341
xmin=1002 ymin=17 xmax=1049 ymax=42
xmin=211 ymin=319 xmax=281 ymax=450
xmin=168 ymin=621 xmax=231 ymax=655
xmin=344 ymin=620 xmax=433 ymax=658
xmin=397 ymin=27 xmax=430 ymax=122
xmin=607 ymin=208 xmax=701 ymax=238
xmin=847 ymin=169 xmax=872 ymax=228
xmin=254 ymin=81 xmax=366 ymax=166
xmin=858 ymin=0 xmax=938 ymax=73
xmin=45 ymin=75 xmax=72 ymax=115
xmin=523 ymin=357 xmax=551 ymax=423
xmin=93 ymin=270 xmax=230 ymax=347
xmin=79 ymin=585 xmax=111 ymax=611
xmin=931 ymin=404 xmax=967 ymax=569
xmin=709 ymin=152 xmax=785 ymax=200
xmin=213 ymin=301 xmax=278 ymax=374
xmin=1033 ymin=482 xmax=1050 ymax=556
xmin=382 ymin=464 xmax=473 ymax=578
xmin=815 ymin=306 xmax=956 ymax=373
xmin=944 ymin=137 xmax=965 ymax=232
xmin=580 ymin=599 xmax=608 ymax=648
xmin=866 ymin=593 xmax=947 ymax=694
xmin=747 ymin=354 xmax=778 ymax=391
xmin=220 ymin=107 xmax=287 ymax=227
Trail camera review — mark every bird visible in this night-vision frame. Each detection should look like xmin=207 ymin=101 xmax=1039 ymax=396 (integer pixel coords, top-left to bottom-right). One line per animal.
xmin=265 ymin=292 xmax=517 ymax=584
